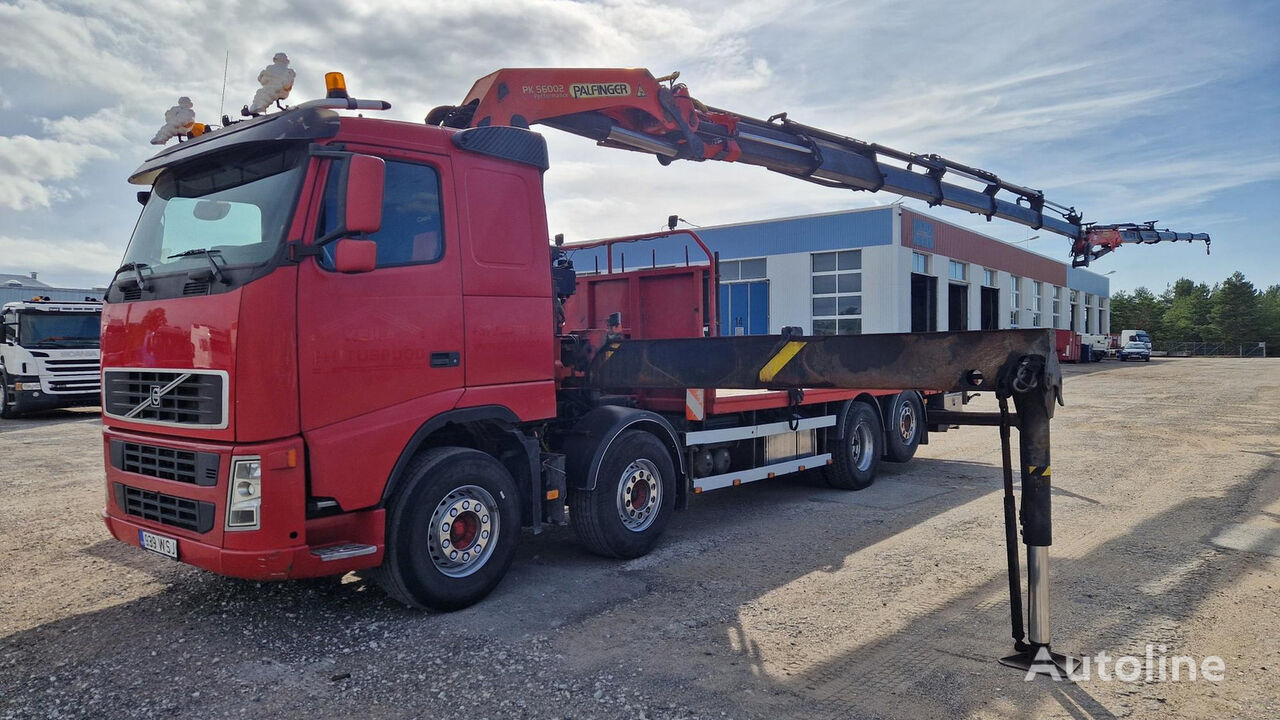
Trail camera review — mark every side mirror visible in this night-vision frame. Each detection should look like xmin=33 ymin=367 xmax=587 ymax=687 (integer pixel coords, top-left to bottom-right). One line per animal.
xmin=343 ymin=154 xmax=385 ymax=235
xmin=332 ymin=238 xmax=377 ymax=274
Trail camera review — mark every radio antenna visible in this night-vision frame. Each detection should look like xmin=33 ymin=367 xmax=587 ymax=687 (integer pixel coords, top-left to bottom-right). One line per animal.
xmin=218 ymin=50 xmax=230 ymax=120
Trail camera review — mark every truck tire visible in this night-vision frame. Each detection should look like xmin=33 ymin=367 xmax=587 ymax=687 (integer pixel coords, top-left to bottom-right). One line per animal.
xmin=883 ymin=392 xmax=923 ymax=463
xmin=824 ymin=401 xmax=882 ymax=490
xmin=569 ymin=430 xmax=676 ymax=559
xmin=374 ymin=447 xmax=521 ymax=611
xmin=0 ymin=371 xmax=17 ymax=419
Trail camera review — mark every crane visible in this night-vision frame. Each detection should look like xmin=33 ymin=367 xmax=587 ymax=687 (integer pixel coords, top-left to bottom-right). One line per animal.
xmin=427 ymin=67 xmax=1210 ymax=267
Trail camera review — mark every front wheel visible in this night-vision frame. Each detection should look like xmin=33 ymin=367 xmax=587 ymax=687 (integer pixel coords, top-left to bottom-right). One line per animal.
xmin=569 ymin=430 xmax=676 ymax=559
xmin=0 ymin=372 xmax=18 ymax=419
xmin=375 ymin=447 xmax=521 ymax=611
xmin=824 ymin=401 xmax=882 ymax=490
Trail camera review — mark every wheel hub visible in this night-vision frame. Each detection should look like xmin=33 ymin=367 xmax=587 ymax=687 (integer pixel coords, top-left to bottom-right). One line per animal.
xmin=851 ymin=422 xmax=874 ymax=472
xmin=898 ymin=403 xmax=917 ymax=442
xmin=428 ymin=485 xmax=498 ymax=578
xmin=616 ymin=459 xmax=661 ymax=532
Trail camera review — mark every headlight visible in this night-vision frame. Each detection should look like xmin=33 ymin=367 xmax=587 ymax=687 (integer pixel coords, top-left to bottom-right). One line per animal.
xmin=226 ymin=456 xmax=261 ymax=530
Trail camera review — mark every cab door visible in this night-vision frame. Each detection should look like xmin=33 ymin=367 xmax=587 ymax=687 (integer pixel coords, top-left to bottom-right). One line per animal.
xmin=296 ymin=148 xmax=464 ymax=434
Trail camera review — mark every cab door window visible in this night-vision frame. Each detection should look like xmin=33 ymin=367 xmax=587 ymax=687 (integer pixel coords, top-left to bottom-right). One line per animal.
xmin=316 ymin=159 xmax=444 ymax=268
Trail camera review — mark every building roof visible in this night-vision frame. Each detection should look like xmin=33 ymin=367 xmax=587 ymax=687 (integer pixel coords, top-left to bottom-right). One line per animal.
xmin=0 ymin=273 xmax=52 ymax=288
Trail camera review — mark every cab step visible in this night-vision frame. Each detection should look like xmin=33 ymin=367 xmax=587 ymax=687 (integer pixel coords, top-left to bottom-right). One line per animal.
xmin=310 ymin=543 xmax=378 ymax=561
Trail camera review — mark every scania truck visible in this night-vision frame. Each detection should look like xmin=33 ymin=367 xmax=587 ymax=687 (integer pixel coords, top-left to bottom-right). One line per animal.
xmin=1 ymin=298 xmax=102 ymax=417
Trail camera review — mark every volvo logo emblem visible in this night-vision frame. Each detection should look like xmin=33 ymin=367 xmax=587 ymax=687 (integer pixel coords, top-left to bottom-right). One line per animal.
xmin=122 ymin=372 xmax=192 ymax=419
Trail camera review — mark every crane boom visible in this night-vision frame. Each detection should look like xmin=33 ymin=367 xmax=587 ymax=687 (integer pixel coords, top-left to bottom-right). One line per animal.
xmin=428 ymin=67 xmax=1209 ymax=267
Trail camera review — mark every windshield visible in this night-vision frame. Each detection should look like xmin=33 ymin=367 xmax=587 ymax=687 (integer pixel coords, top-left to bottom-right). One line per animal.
xmin=18 ymin=312 xmax=101 ymax=349
xmin=121 ymin=144 xmax=307 ymax=275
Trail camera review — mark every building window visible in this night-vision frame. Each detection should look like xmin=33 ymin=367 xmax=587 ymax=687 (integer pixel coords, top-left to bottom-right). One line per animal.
xmin=983 ymin=268 xmax=997 ymax=287
xmin=1084 ymin=293 xmax=1095 ymax=333
xmin=1010 ymin=275 xmax=1021 ymax=327
xmin=949 ymin=260 xmax=968 ymax=282
xmin=1032 ymin=280 xmax=1043 ymax=327
xmin=912 ymin=252 xmax=930 ymax=274
xmin=719 ymin=258 xmax=767 ymax=281
xmin=1052 ymin=286 xmax=1062 ymax=328
xmin=812 ymin=251 xmax=862 ymax=335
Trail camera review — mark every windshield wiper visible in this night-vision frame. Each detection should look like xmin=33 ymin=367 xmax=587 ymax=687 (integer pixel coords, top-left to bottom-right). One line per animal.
xmin=168 ymin=248 xmax=228 ymax=284
xmin=112 ymin=262 xmax=151 ymax=292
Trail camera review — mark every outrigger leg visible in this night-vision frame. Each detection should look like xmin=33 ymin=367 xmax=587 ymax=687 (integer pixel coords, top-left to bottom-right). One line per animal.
xmin=997 ymin=355 xmax=1075 ymax=678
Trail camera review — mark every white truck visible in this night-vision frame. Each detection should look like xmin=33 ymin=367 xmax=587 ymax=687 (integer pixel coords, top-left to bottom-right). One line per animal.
xmin=1079 ymin=333 xmax=1112 ymax=361
xmin=1119 ymin=329 xmax=1152 ymax=350
xmin=0 ymin=299 xmax=103 ymax=418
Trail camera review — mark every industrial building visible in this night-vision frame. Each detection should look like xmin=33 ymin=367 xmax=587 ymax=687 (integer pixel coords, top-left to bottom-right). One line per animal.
xmin=0 ymin=273 xmax=105 ymax=305
xmin=571 ymin=204 xmax=1111 ymax=338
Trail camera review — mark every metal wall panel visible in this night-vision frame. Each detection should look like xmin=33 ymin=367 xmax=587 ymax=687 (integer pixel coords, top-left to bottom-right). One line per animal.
xmin=900 ymin=209 xmax=1067 ymax=286
xmin=1066 ymin=267 xmax=1111 ymax=298
xmin=695 ymin=207 xmax=894 ymax=259
xmin=564 ymin=207 xmax=895 ymax=275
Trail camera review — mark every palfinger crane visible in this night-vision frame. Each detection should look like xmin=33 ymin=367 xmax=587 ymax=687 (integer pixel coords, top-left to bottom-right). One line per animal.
xmin=428 ymin=67 xmax=1210 ymax=267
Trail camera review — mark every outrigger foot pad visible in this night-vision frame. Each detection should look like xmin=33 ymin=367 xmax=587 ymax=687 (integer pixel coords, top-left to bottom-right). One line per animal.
xmin=999 ymin=644 xmax=1077 ymax=681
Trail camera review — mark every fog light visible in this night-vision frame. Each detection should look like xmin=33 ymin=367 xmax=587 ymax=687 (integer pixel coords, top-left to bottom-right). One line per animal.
xmin=226 ymin=456 xmax=262 ymax=530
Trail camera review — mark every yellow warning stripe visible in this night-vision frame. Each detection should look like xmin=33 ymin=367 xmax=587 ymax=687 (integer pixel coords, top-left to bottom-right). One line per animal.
xmin=1027 ymin=465 xmax=1052 ymax=476
xmin=758 ymin=341 xmax=807 ymax=383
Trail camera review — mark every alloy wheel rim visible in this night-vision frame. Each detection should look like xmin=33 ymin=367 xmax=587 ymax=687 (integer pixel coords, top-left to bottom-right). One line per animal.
xmin=616 ymin=458 xmax=661 ymax=532
xmin=427 ymin=485 xmax=499 ymax=578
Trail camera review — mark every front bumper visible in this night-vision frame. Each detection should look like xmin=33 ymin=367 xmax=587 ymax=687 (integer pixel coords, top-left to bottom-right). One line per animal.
xmin=5 ymin=374 xmax=98 ymax=413
xmin=102 ymin=427 xmax=384 ymax=580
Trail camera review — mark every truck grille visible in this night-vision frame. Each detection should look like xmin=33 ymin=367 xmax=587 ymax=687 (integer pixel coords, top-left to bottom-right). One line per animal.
xmin=47 ymin=379 xmax=100 ymax=393
xmin=114 ymin=483 xmax=215 ymax=533
xmin=102 ymin=370 xmax=226 ymax=428
xmin=43 ymin=358 xmax=100 ymax=375
xmin=109 ymin=440 xmax=220 ymax=486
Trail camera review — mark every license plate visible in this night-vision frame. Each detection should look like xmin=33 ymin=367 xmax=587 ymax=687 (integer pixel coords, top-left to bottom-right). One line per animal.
xmin=138 ymin=529 xmax=178 ymax=559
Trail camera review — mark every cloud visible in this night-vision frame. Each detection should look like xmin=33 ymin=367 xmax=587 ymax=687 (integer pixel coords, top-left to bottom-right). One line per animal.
xmin=0 ymin=234 xmax=118 ymax=286
xmin=0 ymin=106 xmax=140 ymax=210
xmin=0 ymin=0 xmax=1276 ymax=289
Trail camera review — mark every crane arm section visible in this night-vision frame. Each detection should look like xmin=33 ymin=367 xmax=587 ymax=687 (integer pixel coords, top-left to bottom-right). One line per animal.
xmin=428 ymin=68 xmax=1209 ymax=267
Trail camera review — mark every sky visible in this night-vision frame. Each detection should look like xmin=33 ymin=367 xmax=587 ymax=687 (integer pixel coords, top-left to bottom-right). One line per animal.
xmin=1 ymin=0 xmax=1277 ymax=294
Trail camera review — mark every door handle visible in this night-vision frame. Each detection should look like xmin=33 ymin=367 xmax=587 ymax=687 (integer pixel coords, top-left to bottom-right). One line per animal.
xmin=430 ymin=351 xmax=460 ymax=368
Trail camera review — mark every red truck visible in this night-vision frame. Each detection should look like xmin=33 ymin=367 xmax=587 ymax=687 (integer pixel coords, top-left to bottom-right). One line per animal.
xmin=99 ymin=128 xmax=934 ymax=609
xmin=99 ymin=67 xmax=1200 ymax=671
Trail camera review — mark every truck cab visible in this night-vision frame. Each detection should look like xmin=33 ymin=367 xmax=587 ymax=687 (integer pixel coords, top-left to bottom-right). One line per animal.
xmin=1119 ymin=329 xmax=1152 ymax=350
xmin=0 ymin=299 xmax=102 ymax=417
xmin=101 ymin=97 xmax=559 ymax=592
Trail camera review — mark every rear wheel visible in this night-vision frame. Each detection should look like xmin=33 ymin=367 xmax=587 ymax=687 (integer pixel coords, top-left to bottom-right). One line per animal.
xmin=375 ymin=447 xmax=521 ymax=611
xmin=570 ymin=430 xmax=676 ymax=559
xmin=883 ymin=392 xmax=923 ymax=463
xmin=824 ymin=401 xmax=882 ymax=490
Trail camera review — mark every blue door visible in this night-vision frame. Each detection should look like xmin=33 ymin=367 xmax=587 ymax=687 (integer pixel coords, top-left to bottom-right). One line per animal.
xmin=718 ymin=281 xmax=769 ymax=335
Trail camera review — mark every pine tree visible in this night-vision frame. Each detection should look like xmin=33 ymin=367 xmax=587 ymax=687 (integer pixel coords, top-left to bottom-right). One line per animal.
xmin=1210 ymin=272 xmax=1261 ymax=347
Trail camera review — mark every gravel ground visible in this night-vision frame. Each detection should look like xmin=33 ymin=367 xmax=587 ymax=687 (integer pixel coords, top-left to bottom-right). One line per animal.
xmin=1 ymin=358 xmax=1277 ymax=719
